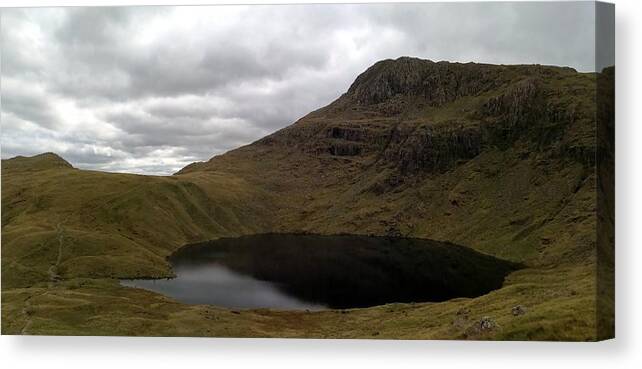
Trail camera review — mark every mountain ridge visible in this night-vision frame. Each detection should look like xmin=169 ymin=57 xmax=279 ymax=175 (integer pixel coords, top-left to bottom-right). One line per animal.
xmin=178 ymin=58 xmax=594 ymax=176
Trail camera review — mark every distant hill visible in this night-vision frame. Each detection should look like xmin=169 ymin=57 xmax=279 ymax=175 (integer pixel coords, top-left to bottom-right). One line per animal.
xmin=2 ymin=152 xmax=73 ymax=172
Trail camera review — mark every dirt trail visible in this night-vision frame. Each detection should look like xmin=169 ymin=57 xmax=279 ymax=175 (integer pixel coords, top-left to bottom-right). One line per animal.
xmin=20 ymin=222 xmax=66 ymax=334
xmin=47 ymin=223 xmax=65 ymax=284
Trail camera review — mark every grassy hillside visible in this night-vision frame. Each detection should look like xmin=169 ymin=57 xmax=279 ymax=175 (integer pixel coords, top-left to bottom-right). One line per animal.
xmin=1 ymin=58 xmax=613 ymax=340
xmin=2 ymin=154 xmax=275 ymax=288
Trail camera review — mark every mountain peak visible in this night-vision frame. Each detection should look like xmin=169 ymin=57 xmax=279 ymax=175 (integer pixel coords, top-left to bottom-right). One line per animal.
xmin=346 ymin=57 xmax=502 ymax=106
xmin=2 ymin=152 xmax=73 ymax=172
xmin=345 ymin=57 xmax=572 ymax=106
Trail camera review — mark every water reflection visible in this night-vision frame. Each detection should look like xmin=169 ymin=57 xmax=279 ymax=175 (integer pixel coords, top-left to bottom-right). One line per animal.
xmin=121 ymin=234 xmax=519 ymax=310
xmin=122 ymin=263 xmax=326 ymax=310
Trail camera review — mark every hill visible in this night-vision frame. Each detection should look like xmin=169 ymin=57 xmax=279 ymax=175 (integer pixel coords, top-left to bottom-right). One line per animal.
xmin=1 ymin=57 xmax=614 ymax=340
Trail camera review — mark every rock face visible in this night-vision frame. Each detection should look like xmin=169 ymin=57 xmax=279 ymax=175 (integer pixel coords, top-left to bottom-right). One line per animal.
xmin=346 ymin=57 xmax=507 ymax=106
xmin=481 ymin=78 xmax=541 ymax=120
xmin=383 ymin=124 xmax=482 ymax=174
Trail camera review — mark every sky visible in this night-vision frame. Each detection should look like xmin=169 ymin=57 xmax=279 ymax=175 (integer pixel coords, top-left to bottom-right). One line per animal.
xmin=0 ymin=2 xmax=603 ymax=175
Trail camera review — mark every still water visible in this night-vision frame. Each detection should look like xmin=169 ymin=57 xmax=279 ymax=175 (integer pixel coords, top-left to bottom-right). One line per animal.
xmin=121 ymin=234 xmax=518 ymax=310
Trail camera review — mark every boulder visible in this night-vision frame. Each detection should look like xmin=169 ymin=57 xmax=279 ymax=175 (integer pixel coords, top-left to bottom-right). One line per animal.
xmin=511 ymin=305 xmax=528 ymax=316
xmin=479 ymin=316 xmax=497 ymax=331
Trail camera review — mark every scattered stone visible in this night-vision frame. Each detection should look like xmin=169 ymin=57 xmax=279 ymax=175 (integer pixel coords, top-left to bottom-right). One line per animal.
xmin=231 ymin=310 xmax=241 ymax=315
xmin=511 ymin=305 xmax=527 ymax=316
xmin=479 ymin=316 xmax=496 ymax=331
xmin=463 ymin=316 xmax=500 ymax=337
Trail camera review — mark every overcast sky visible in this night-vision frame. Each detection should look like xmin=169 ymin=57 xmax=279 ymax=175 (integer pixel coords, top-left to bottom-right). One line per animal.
xmin=1 ymin=2 xmax=601 ymax=174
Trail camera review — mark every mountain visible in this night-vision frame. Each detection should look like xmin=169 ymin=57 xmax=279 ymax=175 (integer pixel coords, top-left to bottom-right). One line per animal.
xmin=177 ymin=57 xmax=599 ymax=263
xmin=1 ymin=57 xmax=613 ymax=340
xmin=1 ymin=152 xmax=73 ymax=172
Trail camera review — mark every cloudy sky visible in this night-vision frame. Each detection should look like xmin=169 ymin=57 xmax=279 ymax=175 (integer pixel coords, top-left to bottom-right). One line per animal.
xmin=1 ymin=2 xmax=601 ymax=174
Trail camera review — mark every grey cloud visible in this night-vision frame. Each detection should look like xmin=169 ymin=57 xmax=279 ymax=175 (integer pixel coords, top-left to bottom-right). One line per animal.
xmin=59 ymin=147 xmax=127 ymax=166
xmin=364 ymin=2 xmax=596 ymax=71
xmin=1 ymin=81 xmax=61 ymax=129
xmin=54 ymin=7 xmax=146 ymax=45
xmin=145 ymin=101 xmax=219 ymax=121
xmin=42 ymin=6 xmax=336 ymax=101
